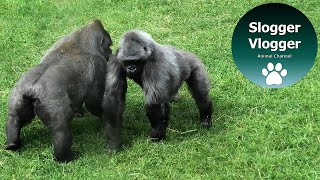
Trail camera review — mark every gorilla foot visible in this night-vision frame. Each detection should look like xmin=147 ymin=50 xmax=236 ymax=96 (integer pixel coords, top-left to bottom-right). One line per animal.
xmin=107 ymin=141 xmax=121 ymax=153
xmin=54 ymin=151 xmax=79 ymax=163
xmin=150 ymin=128 xmax=166 ymax=142
xmin=200 ymin=116 xmax=212 ymax=128
xmin=5 ymin=142 xmax=21 ymax=151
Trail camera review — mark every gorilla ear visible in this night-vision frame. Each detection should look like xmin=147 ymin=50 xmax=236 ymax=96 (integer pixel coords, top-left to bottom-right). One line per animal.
xmin=144 ymin=46 xmax=152 ymax=57
xmin=100 ymin=33 xmax=112 ymax=47
xmin=100 ymin=36 xmax=106 ymax=46
xmin=97 ymin=35 xmax=106 ymax=50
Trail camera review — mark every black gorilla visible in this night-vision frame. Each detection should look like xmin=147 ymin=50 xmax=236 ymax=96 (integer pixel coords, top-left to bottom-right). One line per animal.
xmin=103 ymin=30 xmax=212 ymax=151
xmin=5 ymin=20 xmax=112 ymax=163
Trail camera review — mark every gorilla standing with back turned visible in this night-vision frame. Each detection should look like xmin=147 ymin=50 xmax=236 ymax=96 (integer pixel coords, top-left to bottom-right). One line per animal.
xmin=104 ymin=30 xmax=213 ymax=150
xmin=5 ymin=20 xmax=113 ymax=163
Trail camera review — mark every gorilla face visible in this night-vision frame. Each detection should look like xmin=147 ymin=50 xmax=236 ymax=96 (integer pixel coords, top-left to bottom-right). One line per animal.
xmin=122 ymin=60 xmax=145 ymax=77
xmin=116 ymin=39 xmax=148 ymax=78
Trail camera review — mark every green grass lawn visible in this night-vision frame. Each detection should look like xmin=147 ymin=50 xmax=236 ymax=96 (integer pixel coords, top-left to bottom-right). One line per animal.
xmin=0 ymin=0 xmax=319 ymax=179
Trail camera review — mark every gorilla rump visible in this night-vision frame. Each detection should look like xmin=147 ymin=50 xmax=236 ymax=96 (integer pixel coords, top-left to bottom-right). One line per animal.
xmin=5 ymin=20 xmax=112 ymax=163
xmin=103 ymin=30 xmax=213 ymax=148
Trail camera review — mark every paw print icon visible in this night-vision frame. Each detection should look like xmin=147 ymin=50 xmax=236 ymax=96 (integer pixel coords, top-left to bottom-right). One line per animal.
xmin=262 ymin=62 xmax=287 ymax=85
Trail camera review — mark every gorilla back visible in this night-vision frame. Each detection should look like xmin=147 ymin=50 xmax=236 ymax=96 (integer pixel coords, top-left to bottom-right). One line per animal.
xmin=5 ymin=20 xmax=112 ymax=163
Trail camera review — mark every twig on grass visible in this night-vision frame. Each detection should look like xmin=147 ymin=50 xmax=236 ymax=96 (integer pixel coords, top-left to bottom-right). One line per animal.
xmin=167 ymin=128 xmax=197 ymax=135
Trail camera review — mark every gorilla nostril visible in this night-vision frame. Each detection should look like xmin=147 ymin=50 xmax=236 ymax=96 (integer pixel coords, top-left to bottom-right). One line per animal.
xmin=127 ymin=66 xmax=136 ymax=72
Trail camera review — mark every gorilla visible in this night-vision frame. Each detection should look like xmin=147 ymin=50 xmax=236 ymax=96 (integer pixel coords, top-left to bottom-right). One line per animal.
xmin=5 ymin=20 xmax=112 ymax=163
xmin=103 ymin=30 xmax=213 ymax=150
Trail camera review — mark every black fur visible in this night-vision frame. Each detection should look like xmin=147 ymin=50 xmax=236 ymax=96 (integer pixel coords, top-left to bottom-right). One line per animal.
xmin=104 ymin=30 xmax=213 ymax=144
xmin=5 ymin=20 xmax=112 ymax=163
xmin=102 ymin=55 xmax=127 ymax=152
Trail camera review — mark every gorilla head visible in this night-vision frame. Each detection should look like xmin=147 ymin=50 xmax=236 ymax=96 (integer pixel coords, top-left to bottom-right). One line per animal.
xmin=116 ymin=30 xmax=155 ymax=77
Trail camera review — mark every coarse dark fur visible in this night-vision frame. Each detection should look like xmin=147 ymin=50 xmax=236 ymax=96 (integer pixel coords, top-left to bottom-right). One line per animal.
xmin=104 ymin=30 xmax=212 ymax=147
xmin=5 ymin=20 xmax=112 ymax=163
xmin=102 ymin=55 xmax=127 ymax=152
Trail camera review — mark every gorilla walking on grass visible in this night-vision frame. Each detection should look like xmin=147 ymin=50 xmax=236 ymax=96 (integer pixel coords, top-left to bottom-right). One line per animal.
xmin=103 ymin=30 xmax=213 ymax=151
xmin=5 ymin=20 xmax=112 ymax=163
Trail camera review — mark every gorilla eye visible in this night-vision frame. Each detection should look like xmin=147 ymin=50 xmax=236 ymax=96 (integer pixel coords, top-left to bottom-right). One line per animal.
xmin=143 ymin=46 xmax=147 ymax=51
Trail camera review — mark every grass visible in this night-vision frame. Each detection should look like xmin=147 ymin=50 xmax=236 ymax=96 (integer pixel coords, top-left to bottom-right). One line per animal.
xmin=0 ymin=0 xmax=319 ymax=179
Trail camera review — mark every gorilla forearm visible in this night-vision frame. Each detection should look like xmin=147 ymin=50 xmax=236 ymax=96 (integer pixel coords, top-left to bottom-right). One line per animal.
xmin=103 ymin=56 xmax=127 ymax=152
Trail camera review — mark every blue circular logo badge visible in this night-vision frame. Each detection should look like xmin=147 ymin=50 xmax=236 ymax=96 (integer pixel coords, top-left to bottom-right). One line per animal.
xmin=232 ymin=3 xmax=318 ymax=88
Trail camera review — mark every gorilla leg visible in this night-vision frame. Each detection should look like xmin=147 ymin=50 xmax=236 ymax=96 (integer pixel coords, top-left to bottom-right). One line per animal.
xmin=186 ymin=68 xmax=213 ymax=128
xmin=146 ymin=103 xmax=169 ymax=141
xmin=35 ymin=99 xmax=77 ymax=163
xmin=103 ymin=60 xmax=127 ymax=152
xmin=85 ymin=88 xmax=103 ymax=117
xmin=5 ymin=94 xmax=35 ymax=150
xmin=103 ymin=94 xmax=125 ymax=152
xmin=52 ymin=122 xmax=76 ymax=163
